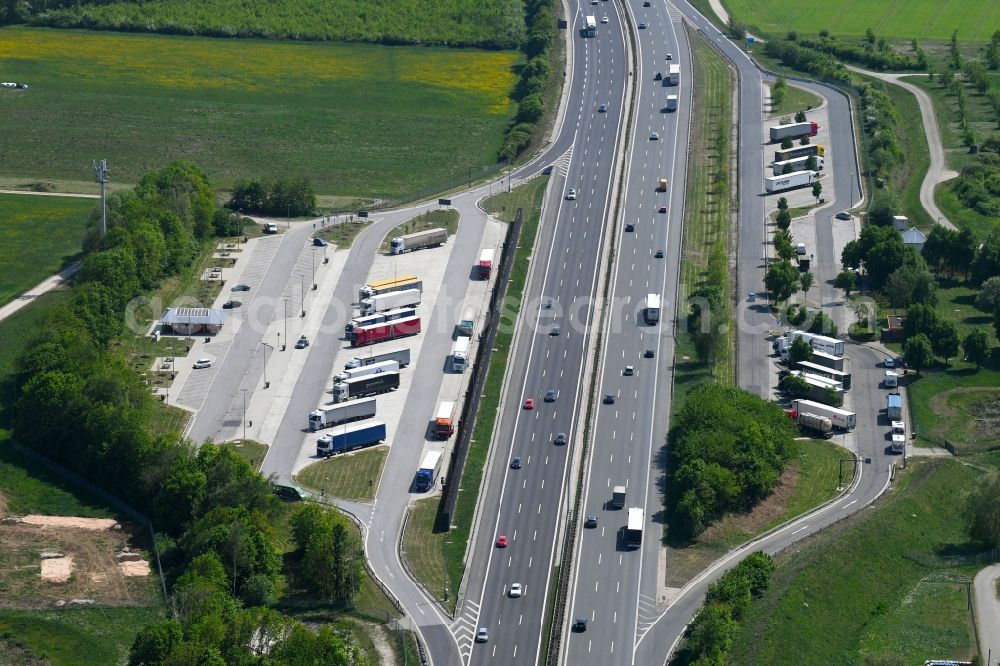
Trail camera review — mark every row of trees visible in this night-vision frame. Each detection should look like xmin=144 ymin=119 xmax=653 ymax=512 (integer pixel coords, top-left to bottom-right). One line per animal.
xmin=228 ymin=176 xmax=316 ymax=217
xmin=678 ymin=552 xmax=776 ymax=664
xmin=689 ymin=241 xmax=730 ymax=364
xmin=795 ymin=32 xmax=925 ymax=72
xmin=666 ymin=385 xmax=799 ymax=539
xmin=857 ymin=80 xmax=904 ymax=184
xmin=500 ymin=0 xmax=555 ymax=160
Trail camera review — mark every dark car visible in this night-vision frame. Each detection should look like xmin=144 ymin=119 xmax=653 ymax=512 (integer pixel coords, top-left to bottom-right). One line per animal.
xmin=295 ymin=335 xmax=309 ymax=349
xmin=231 ymin=283 xmax=251 ymax=292
xmin=222 ymin=300 xmax=241 ymax=309
xmin=554 ymin=432 xmax=567 ymax=445
xmin=625 ymin=222 xmax=635 ymax=232
xmin=598 ymin=103 xmax=608 ymax=113
xmin=312 ymin=237 xmax=328 ymax=247
xmin=603 ymin=394 xmax=615 ymax=405
xmin=654 ymin=72 xmax=662 ymax=81
xmin=655 ymin=250 xmax=664 ymax=258
xmin=584 ymin=515 xmax=598 ymax=528
xmin=511 ymin=456 xmax=523 ymax=469
xmin=572 ymin=617 xmax=588 ymax=632
xmin=544 ymin=390 xmax=557 ymax=402
xmin=644 ymin=349 xmax=655 ymax=358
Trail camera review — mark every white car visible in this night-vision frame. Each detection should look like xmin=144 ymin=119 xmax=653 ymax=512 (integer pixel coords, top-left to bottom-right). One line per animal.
xmin=601 ymin=15 xmax=609 ymax=23
xmin=509 ymin=583 xmax=523 ymax=598
xmin=193 ymin=358 xmax=212 ymax=369
xmin=650 ymin=132 xmax=660 ymax=140
xmin=476 ymin=627 xmax=489 ymax=643
xmin=566 ymin=188 xmax=577 ymax=200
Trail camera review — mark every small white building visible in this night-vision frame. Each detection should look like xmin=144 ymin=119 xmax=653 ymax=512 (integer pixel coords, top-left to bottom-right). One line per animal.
xmin=902 ymin=226 xmax=927 ymax=253
xmin=892 ymin=215 xmax=909 ymax=230
xmin=159 ymin=307 xmax=225 ymax=335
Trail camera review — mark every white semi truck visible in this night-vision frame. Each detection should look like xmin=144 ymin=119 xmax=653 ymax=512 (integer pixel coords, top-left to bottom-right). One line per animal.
xmin=665 ymin=94 xmax=678 ymax=112
xmin=644 ymin=293 xmax=661 ymax=325
xmin=335 ymin=359 xmax=400 ymax=383
xmin=359 ymin=288 xmax=422 ymax=316
xmin=308 ymin=397 xmax=377 ymax=431
xmin=791 ymin=398 xmax=856 ymax=430
xmin=772 ymin=155 xmax=824 ymax=176
xmin=451 ymin=337 xmax=470 ymax=373
xmin=764 ymin=170 xmax=819 ymax=193
xmin=344 ymin=347 xmax=411 ymax=370
xmin=390 ymin=228 xmax=447 ymax=254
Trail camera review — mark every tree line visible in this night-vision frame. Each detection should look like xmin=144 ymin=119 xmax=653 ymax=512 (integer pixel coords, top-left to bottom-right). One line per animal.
xmin=666 ymin=384 xmax=799 ymax=540
xmin=228 ymin=176 xmax=316 ymax=218
xmin=500 ymin=0 xmax=556 ymax=161
xmin=12 ymin=161 xmax=366 ymax=663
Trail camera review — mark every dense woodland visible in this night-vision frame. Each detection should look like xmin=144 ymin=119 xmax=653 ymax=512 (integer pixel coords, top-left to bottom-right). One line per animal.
xmin=11 ymin=162 xmax=367 ymax=664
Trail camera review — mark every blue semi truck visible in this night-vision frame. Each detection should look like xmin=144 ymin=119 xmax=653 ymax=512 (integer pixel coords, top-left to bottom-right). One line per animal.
xmin=316 ymin=421 xmax=386 ymax=457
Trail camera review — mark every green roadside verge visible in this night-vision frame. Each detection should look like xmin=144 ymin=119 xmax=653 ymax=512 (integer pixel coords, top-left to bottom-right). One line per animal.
xmin=296 ymin=445 xmax=389 ymax=502
xmin=400 ymin=176 xmax=549 ymax=615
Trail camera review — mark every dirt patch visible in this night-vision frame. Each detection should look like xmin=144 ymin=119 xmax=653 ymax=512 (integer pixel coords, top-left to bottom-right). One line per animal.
xmin=928 ymin=387 xmax=1000 ymax=450
xmin=665 ymin=463 xmax=801 ymax=588
xmin=0 ymin=490 xmax=7 ymax=516
xmin=361 ymin=621 xmax=396 ymax=666
xmin=40 ymin=556 xmax=73 ymax=583
xmin=0 ymin=519 xmax=159 ymax=609
xmin=20 ymin=515 xmax=119 ymax=530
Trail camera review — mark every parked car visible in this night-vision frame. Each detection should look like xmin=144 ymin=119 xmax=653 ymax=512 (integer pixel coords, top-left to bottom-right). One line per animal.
xmin=312 ymin=237 xmax=328 ymax=247
xmin=835 ymin=211 xmax=852 ymax=220
xmin=231 ymin=283 xmax=250 ymax=292
xmin=193 ymin=359 xmax=212 ymax=369
xmin=748 ymin=292 xmax=756 ymax=302
xmin=295 ymin=335 xmax=309 ymax=349
xmin=884 ymin=357 xmax=895 ymax=368
xmin=222 ymin=300 xmax=241 ymax=309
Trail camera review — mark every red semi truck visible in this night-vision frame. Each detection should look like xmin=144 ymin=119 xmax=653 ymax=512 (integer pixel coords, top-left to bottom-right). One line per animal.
xmin=478 ymin=249 xmax=495 ymax=280
xmin=351 ymin=315 xmax=422 ymax=347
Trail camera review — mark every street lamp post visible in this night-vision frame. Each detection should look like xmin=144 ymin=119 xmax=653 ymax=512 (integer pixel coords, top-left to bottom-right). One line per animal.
xmin=283 ymin=299 xmax=288 ymax=350
xmin=312 ymin=249 xmax=317 ymax=290
xmin=241 ymin=388 xmax=248 ymax=440
xmin=300 ymin=276 xmax=306 ymax=317
xmin=262 ymin=343 xmax=272 ymax=389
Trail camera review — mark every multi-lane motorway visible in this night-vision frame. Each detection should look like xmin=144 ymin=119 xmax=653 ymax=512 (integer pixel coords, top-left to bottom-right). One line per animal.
xmin=462 ymin=3 xmax=631 ymax=662
xmin=565 ymin=0 xmax=689 ymax=661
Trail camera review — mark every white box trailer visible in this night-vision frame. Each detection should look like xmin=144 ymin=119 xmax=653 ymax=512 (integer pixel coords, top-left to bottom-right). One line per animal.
xmin=772 ymin=155 xmax=824 ymax=176
xmin=390 ymin=228 xmax=448 ymax=254
xmin=791 ymin=398 xmax=855 ymax=430
xmin=781 ymin=330 xmax=845 ymax=357
xmin=308 ymin=397 xmax=377 ymax=431
xmin=667 ymin=64 xmax=680 ymax=85
xmin=643 ymin=294 xmax=661 ymax=324
xmin=359 ymin=288 xmax=422 ymax=316
xmin=335 ymin=359 xmax=400 ymax=383
xmin=451 ymin=337 xmax=470 ymax=373
xmin=765 ymin=170 xmax=819 ymax=193
xmin=345 ymin=347 xmax=410 ymax=369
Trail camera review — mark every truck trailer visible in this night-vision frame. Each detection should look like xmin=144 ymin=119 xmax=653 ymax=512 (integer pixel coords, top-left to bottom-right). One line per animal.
xmin=451 ymin=337 xmax=470 ymax=373
xmin=316 ymin=421 xmax=386 ymax=457
xmin=584 ymin=15 xmax=597 ymax=36
xmin=667 ymin=64 xmax=680 ymax=85
xmin=887 ymin=391 xmax=903 ymax=420
xmin=434 ymin=401 xmax=458 ymax=439
xmin=478 ymin=249 xmax=495 ymax=280
xmin=765 ymin=170 xmax=819 ymax=193
xmin=415 ymin=451 xmax=443 ymax=492
xmin=308 ymin=397 xmax=377 ymax=431
xmin=611 ymin=485 xmax=626 ymax=509
xmin=351 ymin=315 xmax=421 ymax=347
xmin=345 ymin=307 xmax=417 ymax=335
xmin=776 ymin=330 xmax=845 ymax=357
xmin=359 ymin=275 xmax=421 ymax=300
xmin=772 ymin=155 xmax=824 ymax=176
xmin=625 ymin=508 xmax=644 ymax=547
xmin=644 ymin=294 xmax=661 ymax=324
xmin=769 ymin=121 xmax=819 ymax=142
xmin=774 ymin=144 xmax=825 ymax=163
xmin=333 ymin=372 xmax=400 ymax=403
xmin=359 ymin=288 xmax=422 ymax=316
xmin=788 ymin=410 xmax=833 ymax=438
xmin=344 ymin=348 xmax=410 ymax=370
xmin=791 ymin=398 xmax=856 ymax=430
xmin=390 ymin=228 xmax=448 ymax=254
xmin=335 ymin=359 xmax=400 ymax=383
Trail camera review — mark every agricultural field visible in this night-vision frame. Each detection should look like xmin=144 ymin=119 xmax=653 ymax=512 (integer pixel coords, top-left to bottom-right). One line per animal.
xmin=25 ymin=0 xmax=526 ymax=49
xmin=0 ymin=27 xmax=520 ymax=199
xmin=0 ymin=194 xmax=93 ymax=308
xmin=722 ymin=0 xmax=1000 ymax=41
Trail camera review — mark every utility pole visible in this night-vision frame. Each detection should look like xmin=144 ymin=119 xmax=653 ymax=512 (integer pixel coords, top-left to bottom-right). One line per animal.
xmin=241 ymin=388 xmax=248 ymax=440
xmin=283 ymin=299 xmax=288 ymax=350
xmin=300 ymin=276 xmax=306 ymax=317
xmin=92 ymin=159 xmax=109 ymax=238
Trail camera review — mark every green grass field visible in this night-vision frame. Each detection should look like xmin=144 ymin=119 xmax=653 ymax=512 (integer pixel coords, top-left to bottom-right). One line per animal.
xmin=728 ymin=458 xmax=982 ymax=665
xmin=219 ymin=440 xmax=269 ymax=472
xmin=0 ymin=27 xmax=519 ymax=198
xmin=769 ymin=83 xmax=822 ymax=117
xmin=0 ymin=440 xmax=115 ymax=517
xmin=401 ymin=498 xmax=453 ymax=612
xmin=295 ymin=446 xmax=389 ymax=501
xmin=27 ymin=0 xmax=525 ymax=49
xmin=674 ymin=29 xmax=735 ymax=404
xmin=0 ymin=194 xmax=92 ymax=308
xmin=722 ymin=0 xmax=1000 ymax=41
xmin=665 ymin=439 xmax=853 ymax=587
xmin=0 ymin=606 xmax=165 ymax=666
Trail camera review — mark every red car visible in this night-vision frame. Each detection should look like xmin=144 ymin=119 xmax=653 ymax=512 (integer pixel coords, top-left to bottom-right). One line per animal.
xmin=523 ymin=398 xmax=535 ymax=410
xmin=496 ymin=535 xmax=508 ymax=548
